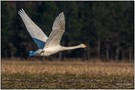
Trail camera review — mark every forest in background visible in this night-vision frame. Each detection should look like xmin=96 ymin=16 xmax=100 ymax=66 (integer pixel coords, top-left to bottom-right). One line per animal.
xmin=1 ymin=1 xmax=134 ymax=61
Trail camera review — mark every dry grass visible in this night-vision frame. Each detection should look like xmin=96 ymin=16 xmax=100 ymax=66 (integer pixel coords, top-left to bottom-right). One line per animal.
xmin=1 ymin=59 xmax=134 ymax=89
xmin=2 ymin=59 xmax=133 ymax=76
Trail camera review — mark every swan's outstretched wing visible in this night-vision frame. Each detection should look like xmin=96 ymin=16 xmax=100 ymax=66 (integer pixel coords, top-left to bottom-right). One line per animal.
xmin=18 ymin=9 xmax=48 ymax=49
xmin=44 ymin=12 xmax=65 ymax=48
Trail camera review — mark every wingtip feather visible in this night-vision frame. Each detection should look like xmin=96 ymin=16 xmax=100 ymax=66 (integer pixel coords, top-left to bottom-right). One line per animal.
xmin=18 ymin=8 xmax=25 ymax=15
xmin=60 ymin=12 xmax=64 ymax=15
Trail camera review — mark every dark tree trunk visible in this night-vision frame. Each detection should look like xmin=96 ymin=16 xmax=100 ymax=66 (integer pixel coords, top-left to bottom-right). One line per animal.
xmin=4 ymin=50 xmax=7 ymax=58
xmin=115 ymin=45 xmax=120 ymax=60
xmin=106 ymin=41 xmax=109 ymax=60
xmin=129 ymin=46 xmax=132 ymax=62
xmin=97 ymin=38 xmax=100 ymax=60
xmin=10 ymin=50 xmax=14 ymax=59
xmin=59 ymin=52 xmax=62 ymax=60
xmin=87 ymin=45 xmax=90 ymax=60
xmin=122 ymin=50 xmax=125 ymax=60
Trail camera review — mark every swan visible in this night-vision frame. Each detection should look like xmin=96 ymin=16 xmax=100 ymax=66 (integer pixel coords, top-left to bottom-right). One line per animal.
xmin=18 ymin=9 xmax=86 ymax=57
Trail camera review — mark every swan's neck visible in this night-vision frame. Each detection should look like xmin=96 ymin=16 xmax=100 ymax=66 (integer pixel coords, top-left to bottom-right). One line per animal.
xmin=62 ymin=45 xmax=82 ymax=51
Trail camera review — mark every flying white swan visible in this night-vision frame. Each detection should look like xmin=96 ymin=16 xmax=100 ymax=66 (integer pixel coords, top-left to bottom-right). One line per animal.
xmin=18 ymin=9 xmax=86 ymax=57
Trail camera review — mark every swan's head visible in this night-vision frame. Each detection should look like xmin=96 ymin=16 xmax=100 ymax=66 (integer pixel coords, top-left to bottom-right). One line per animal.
xmin=80 ymin=44 xmax=87 ymax=48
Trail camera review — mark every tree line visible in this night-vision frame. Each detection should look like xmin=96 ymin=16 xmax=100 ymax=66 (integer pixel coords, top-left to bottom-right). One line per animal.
xmin=2 ymin=1 xmax=134 ymax=61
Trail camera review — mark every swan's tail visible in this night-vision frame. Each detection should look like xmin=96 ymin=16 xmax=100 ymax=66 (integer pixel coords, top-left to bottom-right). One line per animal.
xmin=29 ymin=51 xmax=35 ymax=57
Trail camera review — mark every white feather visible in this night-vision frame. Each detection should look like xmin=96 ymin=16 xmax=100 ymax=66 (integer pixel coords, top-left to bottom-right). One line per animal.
xmin=18 ymin=9 xmax=48 ymax=49
xmin=18 ymin=9 xmax=86 ymax=57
